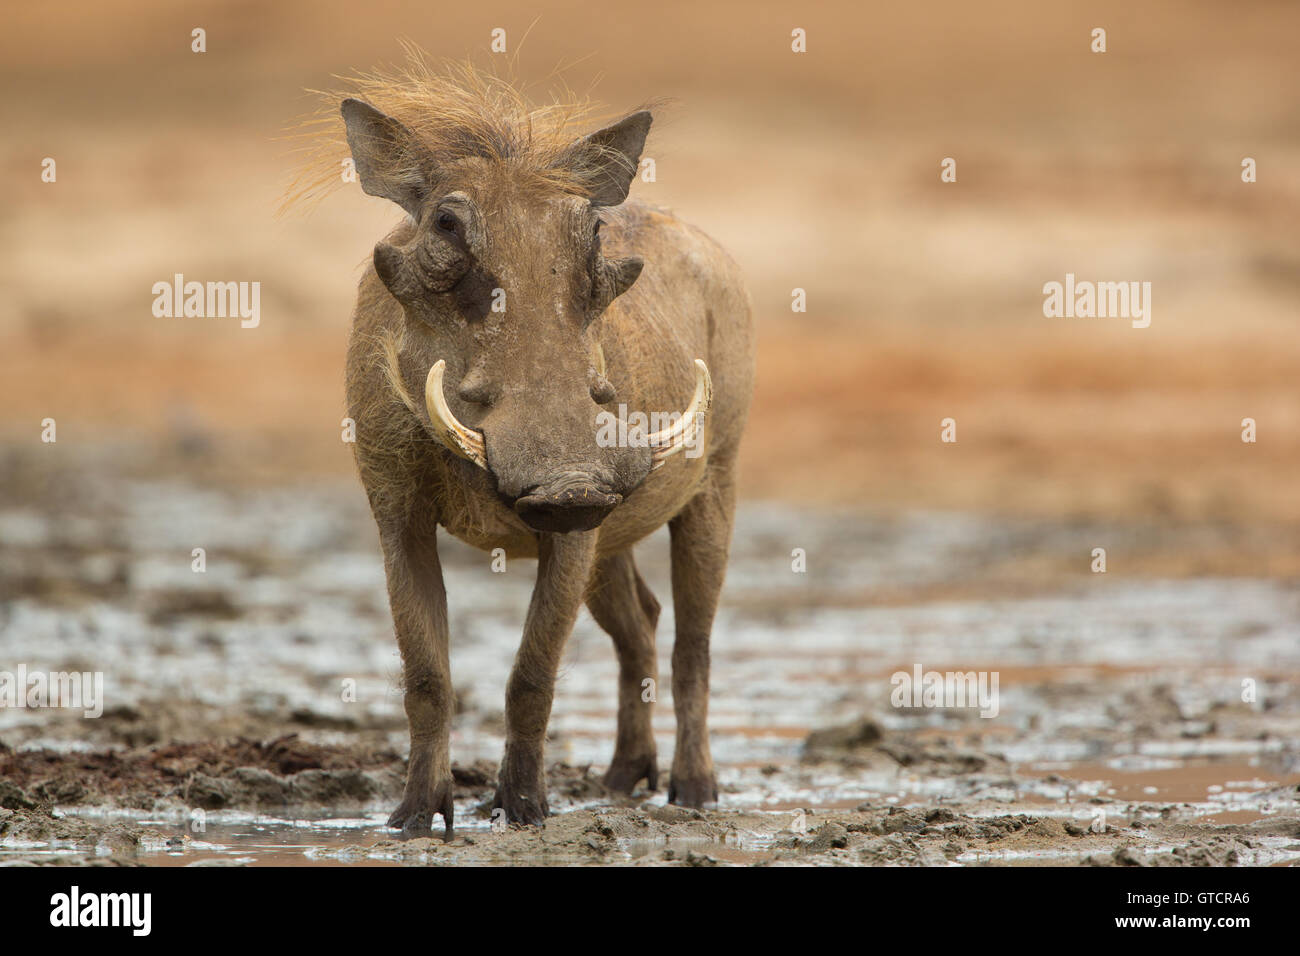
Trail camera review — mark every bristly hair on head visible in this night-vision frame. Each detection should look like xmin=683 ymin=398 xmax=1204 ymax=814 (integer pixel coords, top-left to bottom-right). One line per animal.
xmin=279 ymin=43 xmax=660 ymax=216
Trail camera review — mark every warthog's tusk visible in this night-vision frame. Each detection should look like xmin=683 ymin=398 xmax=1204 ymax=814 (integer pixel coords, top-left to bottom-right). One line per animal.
xmin=648 ymin=358 xmax=713 ymax=470
xmin=424 ymin=360 xmax=489 ymax=470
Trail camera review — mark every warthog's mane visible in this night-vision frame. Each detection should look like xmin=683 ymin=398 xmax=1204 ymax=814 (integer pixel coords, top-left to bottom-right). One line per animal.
xmin=281 ymin=46 xmax=648 ymax=214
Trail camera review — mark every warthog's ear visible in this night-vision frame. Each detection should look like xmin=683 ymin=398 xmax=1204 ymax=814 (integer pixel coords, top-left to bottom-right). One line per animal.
xmin=341 ymin=98 xmax=436 ymax=219
xmin=567 ymin=111 xmax=652 ymax=206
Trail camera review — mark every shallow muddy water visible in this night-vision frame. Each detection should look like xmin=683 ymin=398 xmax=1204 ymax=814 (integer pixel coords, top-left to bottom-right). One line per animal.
xmin=1 ymin=470 xmax=1298 ymax=865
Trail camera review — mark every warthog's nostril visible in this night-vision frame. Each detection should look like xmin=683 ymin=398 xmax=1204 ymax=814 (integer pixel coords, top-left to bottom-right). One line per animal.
xmin=513 ymin=486 xmax=622 ymax=533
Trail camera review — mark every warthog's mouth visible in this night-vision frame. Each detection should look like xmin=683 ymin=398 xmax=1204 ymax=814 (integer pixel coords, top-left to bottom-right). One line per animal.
xmin=422 ymin=358 xmax=713 ymax=474
xmin=512 ymin=486 xmax=624 ymax=533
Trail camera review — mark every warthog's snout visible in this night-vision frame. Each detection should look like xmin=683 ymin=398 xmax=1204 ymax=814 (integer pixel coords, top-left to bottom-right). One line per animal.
xmin=423 ymin=359 xmax=715 ymax=477
xmin=512 ymin=482 xmax=623 ymax=533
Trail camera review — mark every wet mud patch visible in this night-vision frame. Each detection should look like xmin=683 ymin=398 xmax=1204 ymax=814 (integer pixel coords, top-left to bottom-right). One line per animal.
xmin=0 ymin=736 xmax=407 ymax=812
xmin=310 ymin=800 xmax=1300 ymax=867
xmin=4 ymin=737 xmax=1296 ymax=866
xmin=0 ymin=806 xmax=170 ymax=866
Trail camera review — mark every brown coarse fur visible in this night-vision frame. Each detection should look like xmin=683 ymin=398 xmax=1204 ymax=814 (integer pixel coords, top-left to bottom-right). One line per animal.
xmin=315 ymin=53 xmax=754 ymax=837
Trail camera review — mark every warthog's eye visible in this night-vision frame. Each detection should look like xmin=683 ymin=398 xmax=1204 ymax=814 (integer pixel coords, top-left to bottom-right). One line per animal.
xmin=435 ymin=211 xmax=461 ymax=237
xmin=593 ymin=219 xmax=602 ymax=239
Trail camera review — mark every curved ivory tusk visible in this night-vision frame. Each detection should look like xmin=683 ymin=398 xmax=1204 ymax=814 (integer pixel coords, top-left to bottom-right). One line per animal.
xmin=648 ymin=359 xmax=713 ymax=470
xmin=424 ymin=360 xmax=489 ymax=470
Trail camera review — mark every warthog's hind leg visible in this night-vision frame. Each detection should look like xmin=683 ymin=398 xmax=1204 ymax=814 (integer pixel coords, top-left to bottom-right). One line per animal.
xmin=666 ymin=457 xmax=737 ymax=807
xmin=586 ymin=550 xmax=661 ymax=794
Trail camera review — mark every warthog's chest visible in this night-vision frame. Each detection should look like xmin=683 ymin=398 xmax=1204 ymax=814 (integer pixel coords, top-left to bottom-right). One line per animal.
xmin=431 ymin=481 xmax=541 ymax=559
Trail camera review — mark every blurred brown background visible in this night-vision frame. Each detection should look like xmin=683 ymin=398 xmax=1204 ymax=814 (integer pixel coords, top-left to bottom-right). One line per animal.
xmin=2 ymin=0 xmax=1297 ymax=562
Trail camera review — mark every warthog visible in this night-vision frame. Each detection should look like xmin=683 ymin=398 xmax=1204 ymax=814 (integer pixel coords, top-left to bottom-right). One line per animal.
xmin=335 ymin=68 xmax=754 ymax=837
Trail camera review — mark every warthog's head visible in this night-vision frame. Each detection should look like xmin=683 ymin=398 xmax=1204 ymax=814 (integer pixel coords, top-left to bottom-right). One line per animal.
xmin=342 ymin=98 xmax=709 ymax=533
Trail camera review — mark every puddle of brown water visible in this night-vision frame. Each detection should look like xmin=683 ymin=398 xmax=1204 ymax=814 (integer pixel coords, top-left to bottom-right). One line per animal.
xmin=1018 ymin=759 xmax=1297 ymax=824
xmin=149 ymin=818 xmax=409 ymax=868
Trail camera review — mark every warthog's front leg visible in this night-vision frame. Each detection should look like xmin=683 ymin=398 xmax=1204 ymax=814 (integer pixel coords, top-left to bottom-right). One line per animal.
xmin=667 ymin=457 xmax=737 ymax=807
xmin=586 ymin=550 xmax=660 ymax=794
xmin=494 ymin=531 xmax=597 ymax=825
xmin=379 ymin=523 xmax=456 ymax=840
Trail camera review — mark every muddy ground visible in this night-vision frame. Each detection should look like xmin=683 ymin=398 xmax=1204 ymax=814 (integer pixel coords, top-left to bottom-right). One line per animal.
xmin=3 ymin=730 xmax=1298 ymax=867
xmin=1 ymin=449 xmax=1297 ymax=866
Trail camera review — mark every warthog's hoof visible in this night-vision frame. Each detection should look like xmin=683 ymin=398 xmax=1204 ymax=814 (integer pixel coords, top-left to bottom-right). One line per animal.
xmin=387 ymin=777 xmax=455 ymax=842
xmin=492 ymin=783 xmax=550 ymax=827
xmin=667 ymin=773 xmax=718 ymax=808
xmin=603 ymin=752 xmax=659 ymax=795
